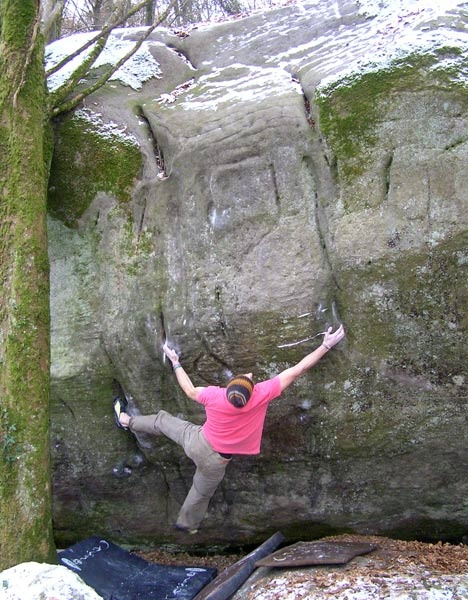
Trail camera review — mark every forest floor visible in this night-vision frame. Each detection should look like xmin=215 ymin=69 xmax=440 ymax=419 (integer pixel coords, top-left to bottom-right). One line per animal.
xmin=135 ymin=533 xmax=468 ymax=574
xmin=134 ymin=535 xmax=468 ymax=598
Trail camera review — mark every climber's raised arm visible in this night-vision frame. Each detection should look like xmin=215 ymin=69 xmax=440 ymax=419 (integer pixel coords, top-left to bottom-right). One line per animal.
xmin=163 ymin=342 xmax=205 ymax=400
xmin=277 ymin=325 xmax=345 ymax=392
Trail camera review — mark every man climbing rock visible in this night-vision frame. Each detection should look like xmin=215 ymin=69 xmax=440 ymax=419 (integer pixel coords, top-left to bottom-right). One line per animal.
xmin=113 ymin=324 xmax=345 ymax=534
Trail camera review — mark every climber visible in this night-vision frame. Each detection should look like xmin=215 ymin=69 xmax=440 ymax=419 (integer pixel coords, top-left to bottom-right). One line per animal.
xmin=113 ymin=324 xmax=345 ymax=534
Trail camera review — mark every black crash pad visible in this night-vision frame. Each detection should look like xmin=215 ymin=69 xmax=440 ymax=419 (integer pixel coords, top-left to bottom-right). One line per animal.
xmin=58 ymin=536 xmax=217 ymax=600
xmin=254 ymin=540 xmax=378 ymax=567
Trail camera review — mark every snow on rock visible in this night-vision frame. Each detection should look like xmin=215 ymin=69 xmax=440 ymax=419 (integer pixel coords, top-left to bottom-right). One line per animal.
xmin=44 ymin=0 xmax=468 ymax=131
xmin=0 ymin=562 xmax=103 ymax=600
xmin=45 ymin=0 xmax=468 ymax=97
xmin=177 ymin=64 xmax=303 ymax=111
xmin=315 ymin=0 xmax=468 ymax=93
xmin=73 ymin=108 xmax=139 ymax=145
xmin=45 ymin=27 xmax=162 ymax=91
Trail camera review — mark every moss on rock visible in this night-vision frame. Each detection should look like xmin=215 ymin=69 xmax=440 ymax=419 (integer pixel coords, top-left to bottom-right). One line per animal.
xmin=336 ymin=232 xmax=468 ymax=385
xmin=315 ymin=47 xmax=468 ymax=185
xmin=48 ymin=110 xmax=142 ymax=227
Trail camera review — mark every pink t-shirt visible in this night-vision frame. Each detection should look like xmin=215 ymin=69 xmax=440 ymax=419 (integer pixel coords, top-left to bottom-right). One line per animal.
xmin=196 ymin=376 xmax=282 ymax=455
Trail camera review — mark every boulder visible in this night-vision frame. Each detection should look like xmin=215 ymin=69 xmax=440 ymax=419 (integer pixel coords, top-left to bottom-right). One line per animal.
xmin=46 ymin=0 xmax=468 ymax=547
xmin=232 ymin=535 xmax=468 ymax=600
xmin=0 ymin=562 xmax=103 ymax=600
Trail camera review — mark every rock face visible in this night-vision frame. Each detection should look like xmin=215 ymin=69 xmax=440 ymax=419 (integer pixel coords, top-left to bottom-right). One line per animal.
xmin=0 ymin=562 xmax=103 ymax=600
xmin=46 ymin=0 xmax=468 ymax=548
xmin=232 ymin=535 xmax=468 ymax=600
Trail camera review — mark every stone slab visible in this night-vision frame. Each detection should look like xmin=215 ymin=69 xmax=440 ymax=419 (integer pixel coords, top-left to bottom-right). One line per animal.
xmin=254 ymin=541 xmax=378 ymax=567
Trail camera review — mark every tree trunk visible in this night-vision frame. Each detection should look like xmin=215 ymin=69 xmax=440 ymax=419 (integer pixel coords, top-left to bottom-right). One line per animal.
xmin=145 ymin=0 xmax=155 ymax=25
xmin=41 ymin=0 xmax=65 ymax=44
xmin=92 ymin=0 xmax=105 ymax=28
xmin=0 ymin=0 xmax=56 ymax=569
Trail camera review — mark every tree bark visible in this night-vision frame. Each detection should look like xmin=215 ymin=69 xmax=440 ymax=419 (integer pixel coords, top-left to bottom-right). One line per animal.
xmin=0 ymin=0 xmax=56 ymax=568
xmin=145 ymin=0 xmax=155 ymax=25
xmin=0 ymin=0 xmax=178 ymax=570
xmin=41 ymin=0 xmax=65 ymax=44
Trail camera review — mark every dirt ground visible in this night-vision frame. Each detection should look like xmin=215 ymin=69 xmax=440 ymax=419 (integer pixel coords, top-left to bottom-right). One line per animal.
xmin=135 ymin=534 xmax=468 ymax=575
xmin=135 ymin=545 xmax=243 ymax=571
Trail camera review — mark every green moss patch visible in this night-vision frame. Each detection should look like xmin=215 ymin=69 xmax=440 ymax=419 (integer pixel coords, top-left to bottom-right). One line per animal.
xmin=315 ymin=47 xmax=467 ymax=183
xmin=336 ymin=231 xmax=468 ymax=383
xmin=48 ymin=110 xmax=142 ymax=227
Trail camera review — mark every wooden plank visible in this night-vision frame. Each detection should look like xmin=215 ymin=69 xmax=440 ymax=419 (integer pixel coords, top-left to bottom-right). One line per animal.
xmin=193 ymin=531 xmax=285 ymax=600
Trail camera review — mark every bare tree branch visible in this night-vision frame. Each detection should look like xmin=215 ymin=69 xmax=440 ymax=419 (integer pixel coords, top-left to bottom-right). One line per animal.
xmin=65 ymin=0 xmax=96 ymax=33
xmin=50 ymin=0 xmax=183 ymax=117
xmin=46 ymin=0 xmax=156 ymax=77
xmin=48 ymin=29 xmax=110 ymax=111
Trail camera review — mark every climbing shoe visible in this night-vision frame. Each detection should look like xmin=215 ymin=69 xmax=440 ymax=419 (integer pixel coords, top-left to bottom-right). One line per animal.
xmin=113 ymin=396 xmax=129 ymax=430
xmin=174 ymin=524 xmax=198 ymax=535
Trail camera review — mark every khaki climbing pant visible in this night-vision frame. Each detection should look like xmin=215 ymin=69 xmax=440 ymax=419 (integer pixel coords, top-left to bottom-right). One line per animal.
xmin=128 ymin=410 xmax=231 ymax=530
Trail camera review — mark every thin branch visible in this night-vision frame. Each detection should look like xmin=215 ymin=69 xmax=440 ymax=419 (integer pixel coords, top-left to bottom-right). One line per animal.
xmin=48 ymin=30 xmax=110 ymax=111
xmin=66 ymin=0 xmax=94 ymax=33
xmin=50 ymin=0 xmax=183 ymax=117
xmin=46 ymin=0 xmax=157 ymax=77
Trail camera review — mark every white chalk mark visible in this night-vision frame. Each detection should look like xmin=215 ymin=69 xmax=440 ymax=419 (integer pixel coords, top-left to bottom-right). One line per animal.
xmin=277 ymin=331 xmax=327 ymax=348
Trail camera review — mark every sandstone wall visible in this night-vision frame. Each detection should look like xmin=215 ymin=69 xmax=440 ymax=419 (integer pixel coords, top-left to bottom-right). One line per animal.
xmin=47 ymin=0 xmax=468 ymax=547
